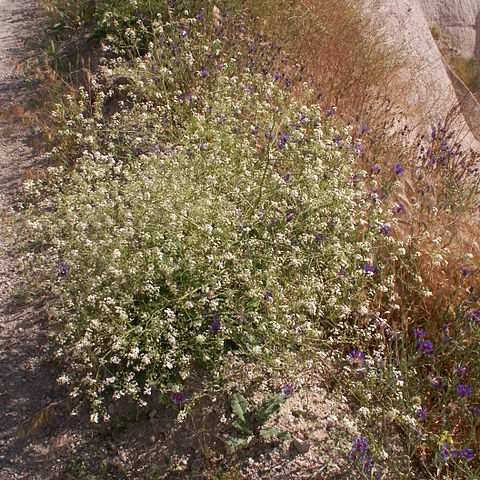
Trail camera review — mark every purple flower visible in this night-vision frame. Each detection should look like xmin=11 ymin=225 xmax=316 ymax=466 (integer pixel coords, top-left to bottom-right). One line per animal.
xmin=209 ymin=320 xmax=222 ymax=335
xmin=460 ymin=448 xmax=474 ymax=460
xmin=394 ymin=163 xmax=404 ymax=175
xmin=263 ymin=291 xmax=273 ymax=301
xmin=417 ymin=338 xmax=433 ymax=354
xmin=455 ymin=365 xmax=468 ymax=377
xmin=474 ymin=406 xmax=480 ymax=416
xmin=277 ymin=132 xmax=289 ymax=148
xmin=363 ymin=263 xmax=378 ymax=274
xmin=352 ymin=436 xmax=369 ymax=453
xmin=283 ymin=383 xmax=297 ymax=396
xmin=285 ymin=212 xmax=293 ymax=222
xmin=457 ymin=384 xmax=473 ymax=398
xmin=171 ymin=391 xmax=186 ymax=404
xmin=414 ymin=327 xmax=426 ymax=338
xmin=395 ymin=203 xmax=405 ymax=213
xmin=360 ymin=125 xmax=370 ymax=135
xmin=441 ymin=443 xmax=457 ymax=461
xmin=56 ymin=263 xmax=70 ymax=277
xmin=354 ymin=143 xmax=364 ymax=155
xmin=429 ymin=375 xmax=441 ymax=389
xmin=349 ymin=350 xmax=365 ymax=363
xmin=460 ymin=266 xmax=473 ymax=277
xmin=363 ymin=455 xmax=375 ymax=475
xmin=326 ymin=107 xmax=335 ymax=117
xmin=379 ymin=225 xmax=390 ymax=236
xmin=369 ymin=164 xmax=381 ymax=175
xmin=200 ymin=69 xmax=209 ymax=77
xmin=417 ymin=408 xmax=428 ymax=419
xmin=273 ymin=72 xmax=281 ymax=81
xmin=466 ymin=307 xmax=480 ymax=322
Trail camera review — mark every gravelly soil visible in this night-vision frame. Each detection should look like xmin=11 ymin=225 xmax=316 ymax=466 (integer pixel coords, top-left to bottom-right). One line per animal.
xmin=0 ymin=0 xmax=57 ymax=477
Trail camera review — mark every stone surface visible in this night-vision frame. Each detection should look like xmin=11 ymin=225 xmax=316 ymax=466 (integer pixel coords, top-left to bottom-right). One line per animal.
xmin=418 ymin=0 xmax=480 ymax=59
xmin=370 ymin=0 xmax=480 ymax=146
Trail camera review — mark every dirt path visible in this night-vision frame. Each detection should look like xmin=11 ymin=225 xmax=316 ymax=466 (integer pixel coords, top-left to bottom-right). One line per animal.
xmin=0 ymin=1 xmax=59 ymax=478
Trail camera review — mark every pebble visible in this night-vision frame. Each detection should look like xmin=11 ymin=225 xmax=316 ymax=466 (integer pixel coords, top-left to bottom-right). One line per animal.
xmin=293 ymin=438 xmax=311 ymax=454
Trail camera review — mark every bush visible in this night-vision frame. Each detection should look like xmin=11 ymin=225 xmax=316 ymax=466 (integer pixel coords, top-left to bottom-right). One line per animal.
xmin=24 ymin=9 xmax=397 ymax=421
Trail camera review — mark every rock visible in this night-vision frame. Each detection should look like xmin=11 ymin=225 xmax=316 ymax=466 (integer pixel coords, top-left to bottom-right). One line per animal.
xmin=293 ymin=438 xmax=311 ymax=454
xmin=418 ymin=0 xmax=480 ymax=58
xmin=369 ymin=0 xmax=480 ymax=147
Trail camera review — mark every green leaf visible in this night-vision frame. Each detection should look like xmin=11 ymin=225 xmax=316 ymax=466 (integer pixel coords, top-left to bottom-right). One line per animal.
xmin=225 ymin=436 xmax=249 ymax=454
xmin=255 ymin=394 xmax=283 ymax=425
xmin=232 ymin=418 xmax=252 ymax=436
xmin=276 ymin=431 xmax=291 ymax=441
xmin=231 ymin=393 xmax=249 ymax=422
xmin=258 ymin=427 xmax=278 ymax=439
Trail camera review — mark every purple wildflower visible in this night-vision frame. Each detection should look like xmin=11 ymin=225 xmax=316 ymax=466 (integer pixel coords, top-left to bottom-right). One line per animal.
xmin=263 ymin=291 xmax=273 ymax=301
xmin=460 ymin=266 xmax=473 ymax=277
xmin=455 ymin=365 xmax=468 ymax=377
xmin=354 ymin=143 xmax=364 ymax=155
xmin=414 ymin=327 xmax=426 ymax=338
xmin=394 ymin=163 xmax=404 ymax=175
xmin=417 ymin=338 xmax=433 ymax=354
xmin=460 ymin=448 xmax=474 ymax=460
xmin=466 ymin=307 xmax=480 ymax=322
xmin=417 ymin=408 xmax=428 ymax=419
xmin=363 ymin=263 xmax=378 ymax=274
xmin=171 ymin=391 xmax=186 ymax=405
xmin=363 ymin=455 xmax=375 ymax=475
xmin=457 ymin=384 xmax=473 ymax=398
xmin=379 ymin=225 xmax=390 ymax=236
xmin=326 ymin=107 xmax=335 ymax=117
xmin=352 ymin=436 xmax=369 ymax=453
xmin=209 ymin=320 xmax=222 ymax=335
xmin=348 ymin=350 xmax=365 ymax=363
xmin=441 ymin=443 xmax=457 ymax=461
xmin=200 ymin=69 xmax=209 ymax=77
xmin=56 ymin=263 xmax=70 ymax=277
xmin=283 ymin=383 xmax=297 ymax=396
xmin=474 ymin=406 xmax=480 ymax=416
xmin=395 ymin=203 xmax=405 ymax=213
xmin=360 ymin=125 xmax=370 ymax=135
xmin=285 ymin=212 xmax=293 ymax=222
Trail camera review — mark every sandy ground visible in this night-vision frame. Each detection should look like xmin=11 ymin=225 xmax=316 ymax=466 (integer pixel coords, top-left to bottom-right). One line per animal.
xmin=0 ymin=0 xmax=58 ymax=477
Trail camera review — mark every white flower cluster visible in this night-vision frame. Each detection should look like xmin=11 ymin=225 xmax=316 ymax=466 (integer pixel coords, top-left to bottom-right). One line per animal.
xmin=24 ymin=7 xmax=399 ymax=420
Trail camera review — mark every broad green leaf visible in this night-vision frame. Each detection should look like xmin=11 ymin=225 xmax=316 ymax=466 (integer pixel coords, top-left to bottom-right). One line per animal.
xmin=225 ymin=436 xmax=249 ymax=454
xmin=231 ymin=392 xmax=249 ymax=422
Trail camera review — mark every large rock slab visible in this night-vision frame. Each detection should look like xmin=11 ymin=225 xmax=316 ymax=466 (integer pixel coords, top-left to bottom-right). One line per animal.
xmin=418 ymin=0 xmax=480 ymax=59
xmin=370 ymin=0 xmax=480 ymax=148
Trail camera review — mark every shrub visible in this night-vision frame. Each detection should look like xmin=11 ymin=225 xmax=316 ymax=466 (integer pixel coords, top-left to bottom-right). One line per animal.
xmin=24 ymin=9 xmax=395 ymax=421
